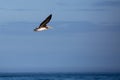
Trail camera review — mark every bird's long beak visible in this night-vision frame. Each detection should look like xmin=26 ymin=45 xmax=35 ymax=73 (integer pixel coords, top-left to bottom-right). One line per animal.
xmin=34 ymin=28 xmax=37 ymax=31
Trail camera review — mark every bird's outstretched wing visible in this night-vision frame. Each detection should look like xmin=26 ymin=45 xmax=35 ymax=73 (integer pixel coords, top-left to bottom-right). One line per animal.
xmin=39 ymin=14 xmax=52 ymax=28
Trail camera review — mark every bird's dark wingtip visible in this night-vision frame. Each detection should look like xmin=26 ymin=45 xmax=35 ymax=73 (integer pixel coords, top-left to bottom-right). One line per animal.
xmin=48 ymin=14 xmax=52 ymax=19
xmin=49 ymin=14 xmax=52 ymax=16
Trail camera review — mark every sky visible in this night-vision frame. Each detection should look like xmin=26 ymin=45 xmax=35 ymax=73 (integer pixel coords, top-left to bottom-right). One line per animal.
xmin=0 ymin=0 xmax=120 ymax=73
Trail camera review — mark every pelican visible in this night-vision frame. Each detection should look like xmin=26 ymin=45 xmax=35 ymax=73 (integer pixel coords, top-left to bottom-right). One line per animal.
xmin=34 ymin=14 xmax=52 ymax=32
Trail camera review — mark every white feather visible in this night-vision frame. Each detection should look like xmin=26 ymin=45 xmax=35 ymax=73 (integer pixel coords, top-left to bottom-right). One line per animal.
xmin=37 ymin=27 xmax=47 ymax=31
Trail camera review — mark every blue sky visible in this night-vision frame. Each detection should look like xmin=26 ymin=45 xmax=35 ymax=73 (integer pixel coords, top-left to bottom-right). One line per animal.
xmin=0 ymin=0 xmax=120 ymax=73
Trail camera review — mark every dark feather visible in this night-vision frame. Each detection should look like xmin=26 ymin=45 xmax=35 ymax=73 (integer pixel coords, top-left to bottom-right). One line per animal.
xmin=39 ymin=14 xmax=52 ymax=28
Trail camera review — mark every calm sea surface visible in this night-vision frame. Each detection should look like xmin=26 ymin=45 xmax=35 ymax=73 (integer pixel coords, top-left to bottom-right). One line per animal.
xmin=0 ymin=73 xmax=120 ymax=80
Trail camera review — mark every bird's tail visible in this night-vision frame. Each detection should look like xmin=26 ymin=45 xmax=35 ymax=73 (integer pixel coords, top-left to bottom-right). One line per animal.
xmin=48 ymin=26 xmax=53 ymax=29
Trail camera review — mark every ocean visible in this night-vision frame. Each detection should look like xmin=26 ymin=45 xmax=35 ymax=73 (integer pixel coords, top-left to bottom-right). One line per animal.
xmin=0 ymin=73 xmax=120 ymax=80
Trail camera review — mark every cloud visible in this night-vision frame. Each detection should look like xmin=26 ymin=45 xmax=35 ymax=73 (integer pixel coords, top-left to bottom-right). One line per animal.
xmin=0 ymin=8 xmax=40 ymax=11
xmin=1 ymin=21 xmax=120 ymax=36
xmin=94 ymin=1 xmax=120 ymax=7
xmin=66 ymin=8 xmax=106 ymax=12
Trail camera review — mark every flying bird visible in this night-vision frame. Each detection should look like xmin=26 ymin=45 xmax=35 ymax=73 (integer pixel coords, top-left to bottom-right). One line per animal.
xmin=34 ymin=14 xmax=52 ymax=32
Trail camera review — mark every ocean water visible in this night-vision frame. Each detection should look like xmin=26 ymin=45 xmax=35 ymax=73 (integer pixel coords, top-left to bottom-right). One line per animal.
xmin=0 ymin=73 xmax=120 ymax=80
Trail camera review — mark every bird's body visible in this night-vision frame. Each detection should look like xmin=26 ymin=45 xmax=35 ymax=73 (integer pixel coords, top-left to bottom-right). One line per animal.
xmin=34 ymin=14 xmax=52 ymax=32
xmin=34 ymin=27 xmax=48 ymax=31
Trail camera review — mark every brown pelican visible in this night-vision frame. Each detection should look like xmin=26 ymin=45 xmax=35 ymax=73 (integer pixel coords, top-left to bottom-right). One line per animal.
xmin=34 ymin=14 xmax=52 ymax=32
